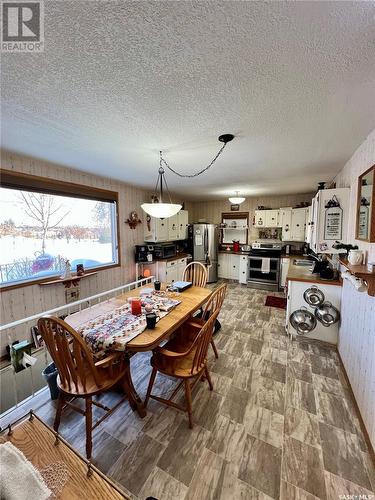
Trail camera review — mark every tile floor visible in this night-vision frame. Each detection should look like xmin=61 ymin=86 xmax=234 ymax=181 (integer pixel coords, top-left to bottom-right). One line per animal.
xmin=5 ymin=282 xmax=375 ymax=500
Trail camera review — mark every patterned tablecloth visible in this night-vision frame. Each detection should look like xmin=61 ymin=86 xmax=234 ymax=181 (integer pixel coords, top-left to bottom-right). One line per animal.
xmin=76 ymin=289 xmax=181 ymax=358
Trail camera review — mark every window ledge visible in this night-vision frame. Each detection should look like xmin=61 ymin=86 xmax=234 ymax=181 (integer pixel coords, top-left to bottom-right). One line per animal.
xmin=38 ymin=271 xmax=97 ymax=287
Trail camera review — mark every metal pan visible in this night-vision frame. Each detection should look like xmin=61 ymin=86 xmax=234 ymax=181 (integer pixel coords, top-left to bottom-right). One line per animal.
xmin=289 ymin=307 xmax=317 ymax=335
xmin=303 ymin=286 xmax=325 ymax=306
xmin=314 ymin=301 xmax=340 ymax=327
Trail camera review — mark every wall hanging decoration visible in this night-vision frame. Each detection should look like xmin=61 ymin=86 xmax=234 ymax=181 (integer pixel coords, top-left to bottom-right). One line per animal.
xmin=324 ymin=195 xmax=343 ymax=240
xmin=141 ymin=134 xmax=235 ymax=219
xmin=126 ymin=211 xmax=142 ymax=229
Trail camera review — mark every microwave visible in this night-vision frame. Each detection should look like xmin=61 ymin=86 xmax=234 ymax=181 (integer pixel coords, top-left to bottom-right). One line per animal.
xmin=154 ymin=243 xmax=176 ymax=259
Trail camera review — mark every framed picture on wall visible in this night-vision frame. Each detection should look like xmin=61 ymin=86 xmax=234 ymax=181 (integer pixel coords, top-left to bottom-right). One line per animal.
xmin=231 ymin=204 xmax=240 ymax=211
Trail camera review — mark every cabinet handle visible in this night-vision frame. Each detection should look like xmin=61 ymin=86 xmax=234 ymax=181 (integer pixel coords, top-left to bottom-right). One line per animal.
xmin=296 ymin=224 xmax=300 ymax=227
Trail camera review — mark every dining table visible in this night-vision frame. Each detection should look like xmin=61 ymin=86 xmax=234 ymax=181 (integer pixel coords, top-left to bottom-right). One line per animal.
xmin=65 ymin=284 xmax=212 ymax=417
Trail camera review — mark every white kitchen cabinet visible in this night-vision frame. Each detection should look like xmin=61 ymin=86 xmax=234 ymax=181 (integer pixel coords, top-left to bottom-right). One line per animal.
xmin=168 ymin=214 xmax=179 ymax=241
xmin=280 ymin=257 xmax=290 ymax=288
xmin=265 ymin=210 xmax=280 ymax=227
xmin=229 ymin=254 xmax=240 ymax=279
xmin=177 ymin=210 xmax=189 ymax=240
xmin=254 ymin=210 xmax=265 ymax=228
xmin=157 ymin=256 xmax=187 ymax=283
xmin=290 ymin=208 xmax=307 ymax=242
xmin=280 ymin=208 xmax=292 ymax=241
xmin=305 ymin=206 xmax=313 ymax=244
xmin=144 ymin=210 xmax=189 ymax=242
xmin=254 ymin=210 xmax=280 ymax=228
xmin=218 ymin=253 xmax=229 ymax=278
xmin=218 ymin=253 xmax=241 ymax=280
xmin=239 ymin=255 xmax=248 ymax=284
xmin=310 ymin=188 xmax=350 ymax=254
xmin=144 ymin=215 xmax=169 ymax=242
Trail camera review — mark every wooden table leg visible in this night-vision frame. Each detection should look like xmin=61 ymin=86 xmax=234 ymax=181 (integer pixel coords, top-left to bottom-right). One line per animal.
xmin=123 ymin=353 xmax=146 ymax=418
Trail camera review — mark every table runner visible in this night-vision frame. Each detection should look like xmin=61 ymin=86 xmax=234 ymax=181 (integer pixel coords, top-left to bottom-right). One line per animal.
xmin=76 ymin=291 xmax=181 ymax=357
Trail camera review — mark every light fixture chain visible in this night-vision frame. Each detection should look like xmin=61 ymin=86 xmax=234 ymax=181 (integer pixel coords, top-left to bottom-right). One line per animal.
xmin=160 ymin=142 xmax=227 ymax=178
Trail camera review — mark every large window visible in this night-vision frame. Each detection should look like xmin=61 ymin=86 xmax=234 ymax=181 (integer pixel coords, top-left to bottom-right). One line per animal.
xmin=0 ymin=171 xmax=119 ymax=288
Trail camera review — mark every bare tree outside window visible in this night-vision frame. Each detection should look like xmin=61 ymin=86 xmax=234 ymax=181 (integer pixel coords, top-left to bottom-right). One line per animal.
xmin=18 ymin=192 xmax=70 ymax=253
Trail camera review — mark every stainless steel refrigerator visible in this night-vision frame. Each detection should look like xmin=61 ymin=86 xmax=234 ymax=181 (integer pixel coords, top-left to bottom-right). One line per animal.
xmin=192 ymin=224 xmax=219 ymax=283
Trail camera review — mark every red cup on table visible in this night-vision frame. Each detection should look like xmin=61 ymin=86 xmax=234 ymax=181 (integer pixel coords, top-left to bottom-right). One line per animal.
xmin=131 ymin=298 xmax=142 ymax=316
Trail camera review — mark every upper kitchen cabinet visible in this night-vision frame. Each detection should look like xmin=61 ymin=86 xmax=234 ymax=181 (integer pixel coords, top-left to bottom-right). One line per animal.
xmin=254 ymin=209 xmax=280 ymax=228
xmin=178 ymin=210 xmax=189 ymax=240
xmin=280 ymin=208 xmax=292 ymax=241
xmin=144 ymin=214 xmax=169 ymax=242
xmin=144 ymin=210 xmax=189 ymax=242
xmin=309 ymin=188 xmax=350 ymax=253
xmin=280 ymin=207 xmax=308 ymax=241
xmin=168 ymin=213 xmax=179 ymax=241
xmin=254 ymin=210 xmax=265 ymax=228
xmin=264 ymin=209 xmax=280 ymax=227
xmin=290 ymin=208 xmax=307 ymax=242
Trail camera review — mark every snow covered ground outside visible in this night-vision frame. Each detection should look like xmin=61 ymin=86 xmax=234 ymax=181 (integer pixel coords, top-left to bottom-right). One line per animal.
xmin=0 ymin=235 xmax=113 ymax=267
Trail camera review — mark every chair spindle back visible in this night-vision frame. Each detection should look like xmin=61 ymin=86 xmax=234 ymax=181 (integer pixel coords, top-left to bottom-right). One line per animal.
xmin=38 ymin=316 xmax=101 ymax=393
xmin=182 ymin=262 xmax=208 ymax=288
xmin=191 ymin=311 xmax=219 ymax=374
xmin=202 ymin=283 xmax=227 ymax=320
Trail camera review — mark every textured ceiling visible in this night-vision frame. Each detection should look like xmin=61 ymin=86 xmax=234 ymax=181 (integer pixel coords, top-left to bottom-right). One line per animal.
xmin=1 ymin=1 xmax=375 ymax=200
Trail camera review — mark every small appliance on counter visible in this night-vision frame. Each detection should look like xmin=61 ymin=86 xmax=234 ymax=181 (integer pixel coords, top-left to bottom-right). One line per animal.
xmin=154 ymin=242 xmax=177 ymax=259
xmin=135 ymin=245 xmax=154 ymax=263
xmin=232 ymin=240 xmax=240 ymax=252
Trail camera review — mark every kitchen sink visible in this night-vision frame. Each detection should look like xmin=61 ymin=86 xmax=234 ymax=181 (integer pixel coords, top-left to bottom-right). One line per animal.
xmin=293 ymin=259 xmax=313 ymax=266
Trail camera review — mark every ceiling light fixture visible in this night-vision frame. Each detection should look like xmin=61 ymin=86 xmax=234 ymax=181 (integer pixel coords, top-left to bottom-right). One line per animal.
xmin=229 ymin=191 xmax=246 ymax=204
xmin=141 ymin=134 xmax=234 ymax=218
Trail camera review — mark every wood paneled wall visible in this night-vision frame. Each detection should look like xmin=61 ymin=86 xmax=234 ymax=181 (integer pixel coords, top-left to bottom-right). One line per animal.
xmin=0 ymin=150 xmax=149 ymax=355
xmin=191 ymin=193 xmax=314 ymax=242
xmin=334 ymin=128 xmax=375 ymax=449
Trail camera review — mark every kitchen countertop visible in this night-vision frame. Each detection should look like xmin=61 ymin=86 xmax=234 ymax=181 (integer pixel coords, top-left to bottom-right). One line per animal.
xmin=286 ymin=257 xmax=342 ymax=286
xmin=218 ymin=250 xmax=251 ymax=255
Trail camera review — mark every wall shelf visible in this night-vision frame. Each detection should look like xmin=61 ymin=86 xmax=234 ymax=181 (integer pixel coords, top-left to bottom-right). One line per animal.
xmin=340 ymin=259 xmax=375 ymax=296
xmin=39 ymin=272 xmax=97 ymax=288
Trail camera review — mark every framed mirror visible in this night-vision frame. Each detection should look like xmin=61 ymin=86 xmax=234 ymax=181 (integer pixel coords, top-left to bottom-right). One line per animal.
xmin=356 ymin=164 xmax=375 ymax=242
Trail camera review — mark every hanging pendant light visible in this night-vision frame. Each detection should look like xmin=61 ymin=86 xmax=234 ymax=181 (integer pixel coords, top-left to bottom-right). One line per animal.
xmin=142 ymin=134 xmax=235 ymax=219
xmin=229 ymin=191 xmax=245 ymax=204
xmin=141 ymin=153 xmax=182 ymax=219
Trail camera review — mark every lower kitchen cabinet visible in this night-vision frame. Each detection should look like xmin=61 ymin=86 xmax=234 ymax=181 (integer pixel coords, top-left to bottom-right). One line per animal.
xmin=156 ymin=256 xmax=188 ymax=284
xmin=218 ymin=253 xmax=248 ymax=282
xmin=280 ymin=258 xmax=290 ymax=288
xmin=239 ymin=255 xmax=248 ymax=284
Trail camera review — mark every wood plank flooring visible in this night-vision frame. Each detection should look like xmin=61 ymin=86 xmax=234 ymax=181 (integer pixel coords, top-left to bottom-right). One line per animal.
xmin=2 ymin=282 xmax=374 ymax=499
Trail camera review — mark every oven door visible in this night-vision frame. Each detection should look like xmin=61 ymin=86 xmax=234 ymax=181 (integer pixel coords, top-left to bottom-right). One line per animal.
xmin=248 ymin=255 xmax=280 ymax=284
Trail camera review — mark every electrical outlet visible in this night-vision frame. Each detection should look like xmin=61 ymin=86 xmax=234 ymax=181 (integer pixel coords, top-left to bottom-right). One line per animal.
xmin=65 ymin=286 xmax=80 ymax=303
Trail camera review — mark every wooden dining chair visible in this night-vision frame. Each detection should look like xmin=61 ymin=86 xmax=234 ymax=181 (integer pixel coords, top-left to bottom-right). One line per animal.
xmin=187 ymin=283 xmax=227 ymax=359
xmin=144 ymin=311 xmax=219 ymax=428
xmin=38 ymin=315 xmax=130 ymax=459
xmin=182 ymin=261 xmax=208 ymax=287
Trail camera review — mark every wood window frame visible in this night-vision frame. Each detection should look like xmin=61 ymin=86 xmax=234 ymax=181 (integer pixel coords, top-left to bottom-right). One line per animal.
xmin=0 ymin=169 xmax=121 ymax=291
